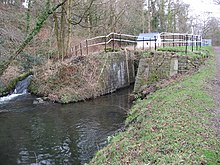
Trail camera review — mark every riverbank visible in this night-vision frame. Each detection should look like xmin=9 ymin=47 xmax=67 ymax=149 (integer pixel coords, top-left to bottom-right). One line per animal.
xmin=89 ymin=48 xmax=220 ymax=164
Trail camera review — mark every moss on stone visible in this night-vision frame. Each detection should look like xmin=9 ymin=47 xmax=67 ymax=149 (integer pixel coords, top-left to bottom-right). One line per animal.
xmin=4 ymin=71 xmax=33 ymax=94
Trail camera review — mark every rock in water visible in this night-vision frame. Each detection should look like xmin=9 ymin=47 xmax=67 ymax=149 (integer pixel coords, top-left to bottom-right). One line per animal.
xmin=33 ymin=98 xmax=44 ymax=104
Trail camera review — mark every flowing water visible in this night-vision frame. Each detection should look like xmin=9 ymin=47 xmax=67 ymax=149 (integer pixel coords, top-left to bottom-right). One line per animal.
xmin=0 ymin=75 xmax=33 ymax=104
xmin=0 ymin=87 xmax=132 ymax=165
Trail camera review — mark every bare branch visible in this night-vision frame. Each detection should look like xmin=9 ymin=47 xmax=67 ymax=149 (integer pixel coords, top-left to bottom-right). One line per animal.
xmin=69 ymin=0 xmax=95 ymax=25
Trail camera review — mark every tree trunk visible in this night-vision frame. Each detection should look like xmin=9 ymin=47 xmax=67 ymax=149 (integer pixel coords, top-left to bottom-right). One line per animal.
xmin=66 ymin=0 xmax=72 ymax=57
xmin=60 ymin=3 xmax=66 ymax=61
xmin=167 ymin=0 xmax=173 ymax=32
xmin=53 ymin=12 xmax=61 ymax=60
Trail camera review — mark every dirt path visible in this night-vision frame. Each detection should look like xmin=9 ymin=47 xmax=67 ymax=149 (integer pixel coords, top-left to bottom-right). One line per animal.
xmin=210 ymin=47 xmax=220 ymax=135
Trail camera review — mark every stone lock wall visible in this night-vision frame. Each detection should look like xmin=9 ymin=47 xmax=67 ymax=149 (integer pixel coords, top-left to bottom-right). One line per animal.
xmin=134 ymin=53 xmax=205 ymax=93
xmin=98 ymin=50 xmax=137 ymax=94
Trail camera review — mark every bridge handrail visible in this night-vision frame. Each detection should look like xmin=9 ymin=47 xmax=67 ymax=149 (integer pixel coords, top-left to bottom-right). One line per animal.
xmin=69 ymin=32 xmax=202 ymax=57
xmin=70 ymin=32 xmax=142 ymax=56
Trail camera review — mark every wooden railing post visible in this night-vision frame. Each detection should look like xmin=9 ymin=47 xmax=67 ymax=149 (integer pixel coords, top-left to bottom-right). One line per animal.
xmin=183 ymin=36 xmax=185 ymax=47
xmin=154 ymin=36 xmax=157 ymax=50
xmin=192 ymin=35 xmax=194 ymax=52
xmin=183 ymin=35 xmax=185 ymax=46
xmin=75 ymin=45 xmax=77 ymax=56
xmin=173 ymin=34 xmax=175 ymax=47
xmin=185 ymin=35 xmax=188 ymax=54
xmin=112 ymin=33 xmax=115 ymax=52
xmin=142 ymin=37 xmax=144 ymax=50
xmin=196 ymin=36 xmax=198 ymax=51
xmin=200 ymin=36 xmax=202 ymax=49
xmin=86 ymin=40 xmax=89 ymax=55
xmin=105 ymin=35 xmax=107 ymax=52
xmin=134 ymin=39 xmax=136 ymax=51
xmin=119 ymin=33 xmax=122 ymax=48
xmin=162 ymin=35 xmax=165 ymax=47
xmin=80 ymin=43 xmax=82 ymax=56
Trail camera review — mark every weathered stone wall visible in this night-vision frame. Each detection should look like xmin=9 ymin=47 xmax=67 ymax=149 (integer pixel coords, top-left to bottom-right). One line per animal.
xmin=95 ymin=50 xmax=136 ymax=95
xmin=177 ymin=56 xmax=205 ymax=73
xmin=134 ymin=52 xmax=206 ymax=93
xmin=30 ymin=50 xmax=137 ymax=103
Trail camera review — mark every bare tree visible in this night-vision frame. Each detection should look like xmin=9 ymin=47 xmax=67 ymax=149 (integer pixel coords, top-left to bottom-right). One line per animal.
xmin=0 ymin=0 xmax=68 ymax=76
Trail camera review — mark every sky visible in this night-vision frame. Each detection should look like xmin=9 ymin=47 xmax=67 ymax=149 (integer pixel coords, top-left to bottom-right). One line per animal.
xmin=183 ymin=0 xmax=220 ymax=17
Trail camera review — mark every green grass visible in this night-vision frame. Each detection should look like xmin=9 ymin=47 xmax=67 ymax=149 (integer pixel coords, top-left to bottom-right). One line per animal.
xmin=157 ymin=46 xmax=212 ymax=58
xmin=157 ymin=46 xmax=201 ymax=52
xmin=157 ymin=46 xmax=187 ymax=52
xmin=90 ymin=47 xmax=220 ymax=164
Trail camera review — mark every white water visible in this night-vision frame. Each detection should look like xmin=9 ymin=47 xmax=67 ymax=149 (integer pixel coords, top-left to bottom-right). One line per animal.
xmin=0 ymin=93 xmax=24 ymax=104
xmin=0 ymin=75 xmax=32 ymax=104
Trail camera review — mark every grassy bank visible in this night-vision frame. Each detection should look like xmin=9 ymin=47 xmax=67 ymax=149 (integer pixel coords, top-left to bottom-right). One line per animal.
xmin=90 ymin=48 xmax=220 ymax=164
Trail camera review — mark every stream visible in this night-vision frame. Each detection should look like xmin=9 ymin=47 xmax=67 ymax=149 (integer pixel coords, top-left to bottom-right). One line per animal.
xmin=0 ymin=87 xmax=132 ymax=165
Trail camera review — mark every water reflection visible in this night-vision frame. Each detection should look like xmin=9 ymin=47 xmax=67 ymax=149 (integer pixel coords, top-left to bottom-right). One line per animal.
xmin=0 ymin=87 xmax=132 ymax=165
